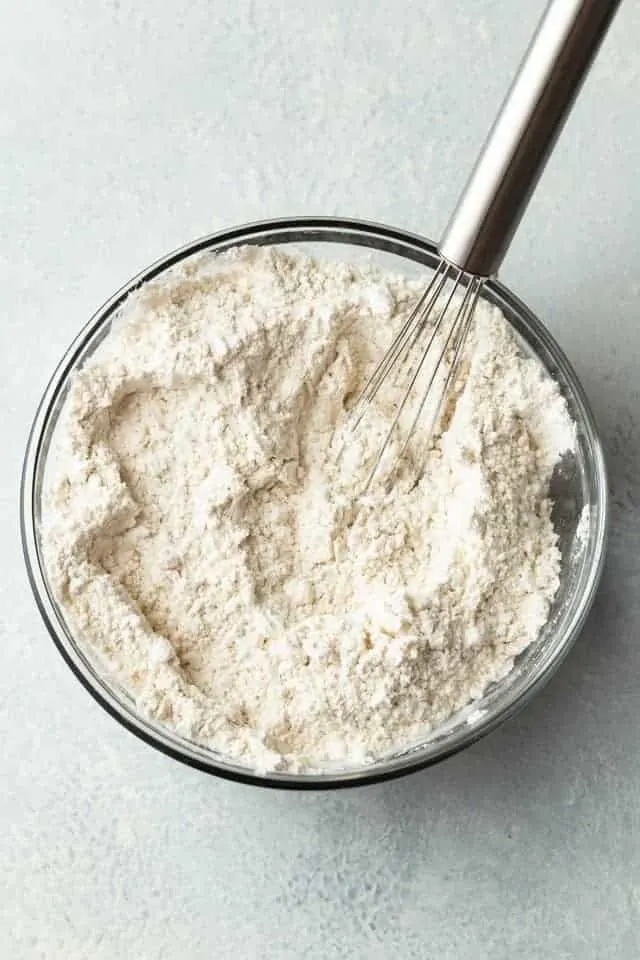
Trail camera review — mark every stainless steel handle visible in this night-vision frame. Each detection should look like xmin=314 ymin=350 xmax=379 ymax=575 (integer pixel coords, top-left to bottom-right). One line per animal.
xmin=439 ymin=0 xmax=622 ymax=277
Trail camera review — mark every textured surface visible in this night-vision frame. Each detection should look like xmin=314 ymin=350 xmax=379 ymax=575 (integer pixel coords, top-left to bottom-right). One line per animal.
xmin=41 ymin=246 xmax=575 ymax=773
xmin=2 ymin=0 xmax=640 ymax=957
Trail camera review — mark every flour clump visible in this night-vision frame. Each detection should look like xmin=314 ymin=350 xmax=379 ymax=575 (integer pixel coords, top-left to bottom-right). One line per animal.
xmin=42 ymin=246 xmax=575 ymax=772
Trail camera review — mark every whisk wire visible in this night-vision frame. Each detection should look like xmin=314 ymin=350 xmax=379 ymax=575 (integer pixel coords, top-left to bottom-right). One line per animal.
xmin=399 ymin=275 xmax=483 ymax=480
xmin=362 ymin=264 xmax=466 ymax=492
xmin=392 ymin=262 xmax=460 ymax=386
xmin=347 ymin=259 xmax=449 ymax=435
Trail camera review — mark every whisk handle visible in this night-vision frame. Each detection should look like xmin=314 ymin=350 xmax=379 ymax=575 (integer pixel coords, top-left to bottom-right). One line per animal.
xmin=439 ymin=0 xmax=622 ymax=278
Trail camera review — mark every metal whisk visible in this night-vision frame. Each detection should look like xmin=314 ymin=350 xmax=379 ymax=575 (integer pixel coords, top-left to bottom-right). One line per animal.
xmin=348 ymin=0 xmax=622 ymax=491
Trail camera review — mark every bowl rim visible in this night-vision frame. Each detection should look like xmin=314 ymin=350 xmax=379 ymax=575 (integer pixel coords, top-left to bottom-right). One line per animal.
xmin=20 ymin=215 xmax=609 ymax=789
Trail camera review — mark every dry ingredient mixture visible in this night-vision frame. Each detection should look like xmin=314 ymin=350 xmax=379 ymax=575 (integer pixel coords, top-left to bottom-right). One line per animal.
xmin=42 ymin=246 xmax=575 ymax=772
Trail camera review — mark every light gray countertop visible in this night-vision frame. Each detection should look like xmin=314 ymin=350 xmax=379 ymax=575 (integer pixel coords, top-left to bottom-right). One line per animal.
xmin=3 ymin=1 xmax=639 ymax=957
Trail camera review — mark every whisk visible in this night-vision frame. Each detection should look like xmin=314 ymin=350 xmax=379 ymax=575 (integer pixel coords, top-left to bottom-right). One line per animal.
xmin=348 ymin=0 xmax=622 ymax=491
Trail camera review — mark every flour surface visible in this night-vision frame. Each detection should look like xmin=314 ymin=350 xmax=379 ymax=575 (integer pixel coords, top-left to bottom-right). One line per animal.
xmin=42 ymin=246 xmax=575 ymax=772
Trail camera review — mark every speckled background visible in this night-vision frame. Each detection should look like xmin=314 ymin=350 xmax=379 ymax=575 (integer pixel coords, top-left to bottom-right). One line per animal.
xmin=3 ymin=1 xmax=640 ymax=957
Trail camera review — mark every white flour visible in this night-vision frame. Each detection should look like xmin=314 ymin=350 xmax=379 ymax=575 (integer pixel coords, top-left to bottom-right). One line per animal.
xmin=42 ymin=246 xmax=575 ymax=772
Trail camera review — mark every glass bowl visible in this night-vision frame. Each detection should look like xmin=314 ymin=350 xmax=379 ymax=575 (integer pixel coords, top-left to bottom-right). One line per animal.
xmin=21 ymin=217 xmax=608 ymax=789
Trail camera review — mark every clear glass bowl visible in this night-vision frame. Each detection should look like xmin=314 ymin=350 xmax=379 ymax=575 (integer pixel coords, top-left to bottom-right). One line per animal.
xmin=20 ymin=218 xmax=608 ymax=789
